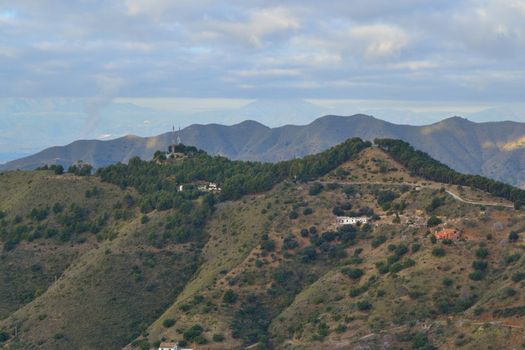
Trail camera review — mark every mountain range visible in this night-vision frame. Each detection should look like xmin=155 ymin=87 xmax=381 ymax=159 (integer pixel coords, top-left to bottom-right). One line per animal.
xmin=3 ymin=115 xmax=525 ymax=188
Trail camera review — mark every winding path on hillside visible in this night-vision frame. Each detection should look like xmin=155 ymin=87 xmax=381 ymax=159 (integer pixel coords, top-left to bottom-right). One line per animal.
xmin=317 ymin=180 xmax=515 ymax=209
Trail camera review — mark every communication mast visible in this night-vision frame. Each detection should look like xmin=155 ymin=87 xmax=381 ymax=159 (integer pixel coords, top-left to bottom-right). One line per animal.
xmin=177 ymin=126 xmax=182 ymax=145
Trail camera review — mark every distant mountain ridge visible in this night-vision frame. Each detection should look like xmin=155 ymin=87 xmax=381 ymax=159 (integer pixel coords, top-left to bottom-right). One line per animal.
xmin=3 ymin=114 xmax=525 ymax=187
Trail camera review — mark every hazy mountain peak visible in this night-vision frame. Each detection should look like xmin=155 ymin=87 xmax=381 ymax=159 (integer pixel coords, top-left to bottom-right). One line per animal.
xmin=3 ymin=115 xmax=525 ymax=188
xmin=232 ymin=119 xmax=269 ymax=129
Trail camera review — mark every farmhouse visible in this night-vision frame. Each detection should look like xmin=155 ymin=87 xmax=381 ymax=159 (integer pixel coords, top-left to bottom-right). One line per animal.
xmin=198 ymin=182 xmax=221 ymax=192
xmin=158 ymin=342 xmax=193 ymax=350
xmin=434 ymin=228 xmax=461 ymax=240
xmin=178 ymin=182 xmax=221 ymax=192
xmin=336 ymin=216 xmax=368 ymax=226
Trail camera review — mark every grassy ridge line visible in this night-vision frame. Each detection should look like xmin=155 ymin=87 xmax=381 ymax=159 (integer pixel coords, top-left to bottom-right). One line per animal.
xmin=375 ymin=138 xmax=525 ymax=208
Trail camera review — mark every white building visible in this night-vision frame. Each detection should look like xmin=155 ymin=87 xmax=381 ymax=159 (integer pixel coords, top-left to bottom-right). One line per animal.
xmin=198 ymin=182 xmax=221 ymax=192
xmin=208 ymin=182 xmax=220 ymax=191
xmin=336 ymin=216 xmax=368 ymax=225
xmin=158 ymin=342 xmax=193 ymax=350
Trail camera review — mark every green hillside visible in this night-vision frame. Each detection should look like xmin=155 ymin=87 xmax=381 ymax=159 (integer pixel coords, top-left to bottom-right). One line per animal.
xmin=1 ymin=139 xmax=525 ymax=349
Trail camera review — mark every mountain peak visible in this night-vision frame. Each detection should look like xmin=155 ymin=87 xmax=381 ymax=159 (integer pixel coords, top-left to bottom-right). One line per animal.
xmin=233 ymin=119 xmax=269 ymax=129
xmin=440 ymin=116 xmax=472 ymax=124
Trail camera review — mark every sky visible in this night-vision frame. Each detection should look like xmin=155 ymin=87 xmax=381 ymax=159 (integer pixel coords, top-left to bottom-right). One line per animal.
xmin=1 ymin=0 xmax=525 ymax=103
xmin=1 ymin=0 xmax=525 ymax=161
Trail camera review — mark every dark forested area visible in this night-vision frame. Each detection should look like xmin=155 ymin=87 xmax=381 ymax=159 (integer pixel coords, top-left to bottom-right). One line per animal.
xmin=375 ymin=138 xmax=525 ymax=208
xmin=97 ymin=139 xmax=371 ymax=208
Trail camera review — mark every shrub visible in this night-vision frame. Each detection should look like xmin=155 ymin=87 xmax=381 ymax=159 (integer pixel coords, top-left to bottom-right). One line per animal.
xmin=509 ymin=231 xmax=520 ymax=242
xmin=303 ymin=207 xmax=313 ymax=215
xmin=283 ymin=234 xmax=299 ymax=250
xmin=357 ymin=300 xmax=372 ymax=311
xmin=163 ymin=318 xmax=176 ymax=328
xmin=335 ymin=324 xmax=347 ymax=333
xmin=342 ymin=268 xmax=364 ymax=279
xmin=427 ymin=215 xmax=442 ymax=227
xmin=300 ymin=228 xmax=309 ymax=237
xmin=30 ymin=207 xmax=49 ymax=221
xmin=301 ymin=246 xmax=317 ymax=262
xmin=343 ymin=186 xmax=355 ymax=196
xmin=476 ymin=247 xmax=489 ymax=259
xmin=52 ymin=202 xmax=64 ymax=214
xmin=503 ymin=287 xmax=517 ymax=298
xmin=442 ymin=277 xmax=453 ymax=287
xmin=194 ymin=335 xmax=208 ymax=344
xmin=469 ymin=271 xmax=484 ymax=281
xmin=411 ymin=243 xmax=421 ymax=253
xmin=332 ymin=206 xmax=345 ymax=216
xmin=212 ymin=333 xmax=225 ymax=342
xmin=0 ymin=331 xmax=10 ymax=343
xmin=53 ymin=164 xmax=64 ymax=175
xmin=426 ymin=196 xmax=445 ymax=213
xmin=412 ymin=332 xmax=435 ymax=350
xmin=512 ymin=272 xmax=525 ymax=282
xmin=371 ymin=235 xmax=387 ymax=248
xmin=183 ymin=324 xmax=204 ymax=342
xmin=223 ymin=289 xmax=238 ymax=304
xmin=376 ymin=190 xmax=398 ymax=209
xmin=341 ymin=202 xmax=353 ymax=210
xmin=140 ymin=215 xmax=150 ymax=224
xmin=309 ymin=182 xmax=324 ymax=196
xmin=504 ymin=253 xmax=521 ymax=265
xmin=350 ymin=286 xmax=367 ymax=297
xmin=261 ymin=240 xmax=275 ymax=252
xmin=432 ymin=247 xmax=446 ymax=257
xmin=472 ymin=260 xmax=488 ymax=271
xmin=289 ymin=211 xmax=299 ymax=220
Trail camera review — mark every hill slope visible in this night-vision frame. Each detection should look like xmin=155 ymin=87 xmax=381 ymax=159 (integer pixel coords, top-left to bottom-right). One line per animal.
xmin=1 ymin=140 xmax=525 ymax=349
xmin=3 ymin=115 xmax=525 ymax=188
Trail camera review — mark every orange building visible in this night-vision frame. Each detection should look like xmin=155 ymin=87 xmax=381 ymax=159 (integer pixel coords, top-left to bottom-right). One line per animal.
xmin=434 ymin=228 xmax=461 ymax=240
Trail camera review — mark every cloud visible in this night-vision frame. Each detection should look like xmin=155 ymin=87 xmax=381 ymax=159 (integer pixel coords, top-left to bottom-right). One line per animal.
xmin=232 ymin=68 xmax=301 ymax=77
xmin=0 ymin=0 xmax=523 ymax=104
xmin=204 ymin=7 xmax=300 ymax=48
xmin=390 ymin=60 xmax=438 ymax=70
xmin=349 ymin=24 xmax=411 ymax=61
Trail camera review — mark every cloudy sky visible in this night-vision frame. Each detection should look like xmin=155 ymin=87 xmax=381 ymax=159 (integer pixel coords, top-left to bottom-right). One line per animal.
xmin=1 ymin=0 xmax=525 ymax=103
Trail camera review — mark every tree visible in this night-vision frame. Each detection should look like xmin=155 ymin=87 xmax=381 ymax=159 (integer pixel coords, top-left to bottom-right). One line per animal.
xmin=357 ymin=300 xmax=372 ymax=311
xmin=509 ymin=231 xmax=520 ymax=242
xmin=153 ymin=150 xmax=166 ymax=162
xmin=374 ymin=138 xmax=525 ymax=208
xmin=163 ymin=319 xmax=176 ymax=328
xmin=472 ymin=260 xmax=488 ymax=271
xmin=342 ymin=267 xmax=364 ymax=279
xmin=427 ymin=216 xmax=442 ymax=227
xmin=432 ymin=247 xmax=446 ymax=257
xmin=476 ymin=247 xmax=489 ymax=259
xmin=223 ymin=289 xmax=238 ymax=303
xmin=289 ymin=211 xmax=299 ymax=220
xmin=469 ymin=271 xmax=484 ymax=281
xmin=301 ymin=246 xmax=317 ymax=262
xmin=309 ymin=182 xmax=324 ymax=196
xmin=53 ymin=164 xmax=64 ymax=175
